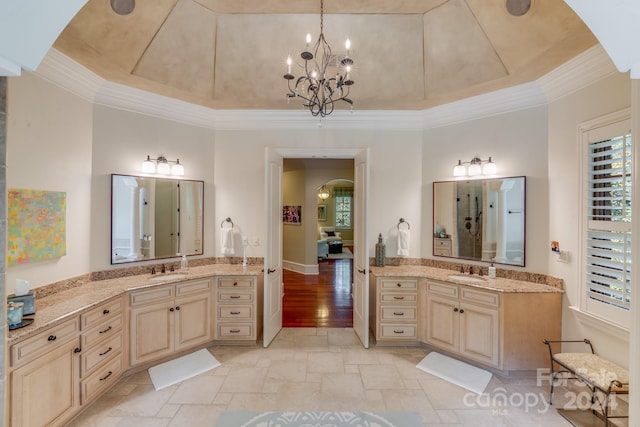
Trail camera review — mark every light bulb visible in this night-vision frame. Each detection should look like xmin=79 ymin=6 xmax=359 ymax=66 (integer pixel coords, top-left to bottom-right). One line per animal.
xmin=171 ymin=160 xmax=185 ymax=176
xmin=141 ymin=156 xmax=155 ymax=173
xmin=453 ymin=161 xmax=466 ymax=177
xmin=468 ymin=163 xmax=482 ymax=176
xmin=156 ymin=160 xmax=171 ymax=175
xmin=482 ymin=157 xmax=497 ymax=175
xmin=286 ymin=56 xmax=292 ymax=74
xmin=345 ymin=39 xmax=351 ymax=51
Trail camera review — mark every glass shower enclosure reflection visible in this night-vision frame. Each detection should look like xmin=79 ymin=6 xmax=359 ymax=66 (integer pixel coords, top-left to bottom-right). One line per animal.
xmin=111 ymin=174 xmax=204 ymax=264
xmin=433 ymin=176 xmax=526 ymax=266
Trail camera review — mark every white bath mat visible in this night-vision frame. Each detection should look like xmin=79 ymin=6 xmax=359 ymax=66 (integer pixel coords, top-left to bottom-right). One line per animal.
xmin=148 ymin=349 xmax=221 ymax=390
xmin=416 ymin=352 xmax=491 ymax=394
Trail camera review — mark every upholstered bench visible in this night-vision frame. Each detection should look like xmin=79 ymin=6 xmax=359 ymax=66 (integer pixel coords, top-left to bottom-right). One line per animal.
xmin=543 ymin=339 xmax=628 ymax=426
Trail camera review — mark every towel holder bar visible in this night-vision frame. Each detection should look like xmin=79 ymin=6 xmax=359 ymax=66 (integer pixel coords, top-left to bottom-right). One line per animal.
xmin=398 ymin=218 xmax=410 ymax=229
xmin=221 ymin=217 xmax=234 ymax=228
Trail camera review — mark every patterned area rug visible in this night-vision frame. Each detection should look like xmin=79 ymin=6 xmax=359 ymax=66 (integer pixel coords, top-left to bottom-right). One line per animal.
xmin=327 ymin=247 xmax=353 ymax=259
xmin=215 ymin=411 xmax=423 ymax=427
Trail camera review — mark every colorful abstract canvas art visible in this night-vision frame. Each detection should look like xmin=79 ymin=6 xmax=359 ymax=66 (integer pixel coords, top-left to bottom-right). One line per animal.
xmin=8 ymin=189 xmax=66 ymax=266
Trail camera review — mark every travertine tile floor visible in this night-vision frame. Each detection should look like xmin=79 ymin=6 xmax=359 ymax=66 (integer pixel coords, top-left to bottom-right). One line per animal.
xmin=68 ymin=328 xmax=626 ymax=426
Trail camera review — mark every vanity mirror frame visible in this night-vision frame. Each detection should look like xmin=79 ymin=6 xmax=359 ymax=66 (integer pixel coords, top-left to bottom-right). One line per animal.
xmin=111 ymin=174 xmax=204 ymax=265
xmin=433 ymin=176 xmax=526 ymax=267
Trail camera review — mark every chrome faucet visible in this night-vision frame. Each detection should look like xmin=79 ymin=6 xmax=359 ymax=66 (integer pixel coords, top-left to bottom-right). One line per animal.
xmin=151 ymin=266 xmax=156 ymax=275
xmin=170 ymin=264 xmax=175 ymax=272
xmin=469 ymin=266 xmax=474 ymax=275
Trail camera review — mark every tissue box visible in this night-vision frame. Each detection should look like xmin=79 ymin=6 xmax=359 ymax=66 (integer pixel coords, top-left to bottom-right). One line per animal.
xmin=8 ymin=292 xmax=35 ymax=316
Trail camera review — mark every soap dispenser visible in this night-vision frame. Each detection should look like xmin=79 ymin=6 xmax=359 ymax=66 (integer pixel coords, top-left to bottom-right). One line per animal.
xmin=180 ymin=254 xmax=189 ymax=271
xmin=488 ymin=263 xmax=496 ymax=278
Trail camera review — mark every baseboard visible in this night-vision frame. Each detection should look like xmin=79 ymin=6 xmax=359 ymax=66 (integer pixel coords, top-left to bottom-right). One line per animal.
xmin=283 ymin=260 xmax=319 ymax=275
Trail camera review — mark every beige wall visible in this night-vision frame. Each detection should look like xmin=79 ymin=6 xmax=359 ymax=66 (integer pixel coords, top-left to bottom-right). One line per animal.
xmin=548 ymin=71 xmax=631 ymax=367
xmin=5 ymin=73 xmax=93 ymax=294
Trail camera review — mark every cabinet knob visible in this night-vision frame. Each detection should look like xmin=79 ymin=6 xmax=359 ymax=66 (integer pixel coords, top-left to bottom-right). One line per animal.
xmin=175 ymin=306 xmax=180 ymax=311
xmin=459 ymin=309 xmax=465 ymax=314
xmin=453 ymin=307 xmax=459 ymax=312
xmin=396 ymin=283 xmax=401 ymax=287
xmin=48 ymin=335 xmax=57 ymax=341
xmin=103 ymin=309 xmax=110 ymax=315
xmin=74 ymin=347 xmax=81 ymax=354
xmin=233 ymin=282 xmax=238 ymax=286
xmin=169 ymin=307 xmax=175 ymax=312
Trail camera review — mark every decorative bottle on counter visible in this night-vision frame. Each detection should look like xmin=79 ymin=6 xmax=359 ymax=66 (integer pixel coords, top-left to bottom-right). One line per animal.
xmin=488 ymin=263 xmax=496 ymax=278
xmin=375 ymin=233 xmax=386 ymax=267
xmin=181 ymin=254 xmax=189 ymax=271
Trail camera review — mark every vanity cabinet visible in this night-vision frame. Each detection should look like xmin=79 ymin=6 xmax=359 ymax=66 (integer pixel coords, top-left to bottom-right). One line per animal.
xmin=433 ymin=237 xmax=452 ymax=256
xmin=215 ymin=276 xmax=262 ymax=341
xmin=129 ymin=278 xmax=213 ymax=366
xmin=426 ymin=281 xmax=500 ymax=367
xmin=10 ymin=317 xmax=81 ymax=427
xmin=79 ymin=296 xmax=126 ymax=404
xmin=369 ymin=277 xmax=420 ymax=343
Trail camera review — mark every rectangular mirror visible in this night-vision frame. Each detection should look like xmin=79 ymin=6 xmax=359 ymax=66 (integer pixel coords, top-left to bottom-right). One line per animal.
xmin=111 ymin=174 xmax=204 ymax=264
xmin=433 ymin=176 xmax=526 ymax=266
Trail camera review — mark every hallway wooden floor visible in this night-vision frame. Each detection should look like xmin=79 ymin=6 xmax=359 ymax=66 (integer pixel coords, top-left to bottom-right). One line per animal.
xmin=282 ymin=256 xmax=353 ymax=328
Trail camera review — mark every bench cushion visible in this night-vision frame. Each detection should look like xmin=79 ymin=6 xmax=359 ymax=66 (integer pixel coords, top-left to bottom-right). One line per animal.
xmin=554 ymin=353 xmax=629 ymax=393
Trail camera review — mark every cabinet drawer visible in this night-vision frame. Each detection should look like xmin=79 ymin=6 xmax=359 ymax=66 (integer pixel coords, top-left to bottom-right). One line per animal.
xmin=81 ymin=297 xmax=123 ymax=331
xmin=81 ymin=353 xmax=124 ymax=404
xmin=218 ymin=305 xmax=253 ymax=320
xmin=381 ymin=307 xmax=417 ymax=321
xmin=434 ymin=248 xmax=451 ymax=256
xmin=428 ymin=281 xmax=458 ymax=298
xmin=380 ymin=279 xmax=417 ymax=290
xmin=81 ymin=316 xmax=123 ymax=349
xmin=218 ymin=324 xmax=253 ymax=339
xmin=11 ymin=317 xmax=79 ymax=367
xmin=380 ymin=293 xmax=417 ymax=303
xmin=461 ymin=288 xmax=499 ymax=308
xmin=434 ymin=239 xmax=451 ymax=248
xmin=218 ymin=278 xmax=254 ymax=289
xmin=129 ymin=285 xmax=174 ymax=306
xmin=81 ymin=332 xmax=123 ymax=377
xmin=380 ymin=324 xmax=417 ymax=339
xmin=218 ymin=290 xmax=253 ymax=303
xmin=176 ymin=279 xmax=212 ymax=296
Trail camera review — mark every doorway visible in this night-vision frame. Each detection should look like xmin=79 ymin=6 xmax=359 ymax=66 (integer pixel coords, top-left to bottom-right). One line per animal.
xmin=281 ymin=159 xmax=354 ymax=327
xmin=263 ymin=147 xmax=369 ymax=348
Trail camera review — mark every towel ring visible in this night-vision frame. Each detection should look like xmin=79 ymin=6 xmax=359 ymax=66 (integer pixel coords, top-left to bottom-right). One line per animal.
xmin=398 ymin=218 xmax=410 ymax=230
xmin=220 ymin=217 xmax=234 ymax=229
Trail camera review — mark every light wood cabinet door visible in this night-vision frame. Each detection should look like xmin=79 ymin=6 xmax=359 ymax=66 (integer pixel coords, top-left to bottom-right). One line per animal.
xmin=11 ymin=339 xmax=80 ymax=427
xmin=425 ymin=294 xmax=459 ymax=353
xmin=175 ymin=291 xmax=213 ymax=351
xmin=129 ymin=300 xmax=174 ymax=365
xmin=459 ymin=302 xmax=500 ymax=367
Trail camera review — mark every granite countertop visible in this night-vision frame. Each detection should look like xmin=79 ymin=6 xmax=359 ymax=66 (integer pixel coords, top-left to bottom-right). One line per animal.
xmin=370 ymin=265 xmax=563 ymax=293
xmin=8 ymin=264 xmax=263 ymax=343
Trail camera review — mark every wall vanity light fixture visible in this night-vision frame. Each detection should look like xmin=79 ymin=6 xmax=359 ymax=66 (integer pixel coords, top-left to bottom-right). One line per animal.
xmin=453 ymin=156 xmax=496 ymax=177
xmin=141 ymin=155 xmax=185 ymax=176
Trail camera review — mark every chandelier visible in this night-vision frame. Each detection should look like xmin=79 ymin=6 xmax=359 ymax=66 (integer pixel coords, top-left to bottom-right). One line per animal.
xmin=283 ymin=0 xmax=354 ymax=117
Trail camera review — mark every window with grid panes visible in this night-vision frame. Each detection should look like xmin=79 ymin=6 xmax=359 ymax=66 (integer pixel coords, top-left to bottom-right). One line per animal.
xmin=335 ymin=194 xmax=352 ymax=229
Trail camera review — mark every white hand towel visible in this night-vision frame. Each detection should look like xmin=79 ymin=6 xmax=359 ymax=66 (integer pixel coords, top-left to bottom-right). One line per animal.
xmin=397 ymin=228 xmax=410 ymax=257
xmin=221 ymin=227 xmax=235 ymax=256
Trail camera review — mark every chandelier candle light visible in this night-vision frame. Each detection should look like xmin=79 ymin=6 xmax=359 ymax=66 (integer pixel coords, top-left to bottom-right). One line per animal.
xmin=283 ymin=0 xmax=354 ymax=117
xmin=453 ymin=156 xmax=496 ymax=177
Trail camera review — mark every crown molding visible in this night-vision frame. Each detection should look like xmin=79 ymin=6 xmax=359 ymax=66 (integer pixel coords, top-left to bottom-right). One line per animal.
xmin=35 ymin=45 xmax=619 ymax=131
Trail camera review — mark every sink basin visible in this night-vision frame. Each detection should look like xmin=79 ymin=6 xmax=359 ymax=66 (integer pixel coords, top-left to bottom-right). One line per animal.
xmin=447 ymin=275 xmax=486 ymax=283
xmin=148 ymin=273 xmax=188 ymax=282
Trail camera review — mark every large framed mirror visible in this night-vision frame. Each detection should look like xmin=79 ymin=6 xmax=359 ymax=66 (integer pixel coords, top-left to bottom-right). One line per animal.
xmin=111 ymin=174 xmax=204 ymax=264
xmin=433 ymin=176 xmax=526 ymax=266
